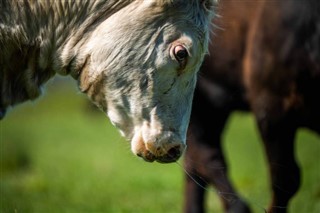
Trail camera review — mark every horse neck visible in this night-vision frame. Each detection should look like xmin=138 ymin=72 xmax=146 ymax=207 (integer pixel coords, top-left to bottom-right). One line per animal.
xmin=0 ymin=0 xmax=133 ymax=116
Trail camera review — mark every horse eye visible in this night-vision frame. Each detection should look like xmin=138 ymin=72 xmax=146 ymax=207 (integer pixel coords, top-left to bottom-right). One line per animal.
xmin=173 ymin=45 xmax=189 ymax=62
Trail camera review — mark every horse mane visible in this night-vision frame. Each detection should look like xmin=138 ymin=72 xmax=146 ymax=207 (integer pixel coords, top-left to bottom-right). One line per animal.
xmin=0 ymin=0 xmax=136 ymax=117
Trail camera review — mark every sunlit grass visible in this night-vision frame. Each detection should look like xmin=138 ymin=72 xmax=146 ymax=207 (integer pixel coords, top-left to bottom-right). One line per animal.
xmin=1 ymin=77 xmax=319 ymax=212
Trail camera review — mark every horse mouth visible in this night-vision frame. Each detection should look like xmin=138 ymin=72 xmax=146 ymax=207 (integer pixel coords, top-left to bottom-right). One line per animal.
xmin=131 ymin=126 xmax=185 ymax=163
xmin=136 ymin=146 xmax=182 ymax=163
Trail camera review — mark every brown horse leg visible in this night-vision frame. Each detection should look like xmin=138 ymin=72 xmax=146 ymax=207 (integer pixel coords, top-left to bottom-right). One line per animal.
xmin=183 ymin=88 xmax=251 ymax=213
xmin=252 ymin=96 xmax=300 ymax=213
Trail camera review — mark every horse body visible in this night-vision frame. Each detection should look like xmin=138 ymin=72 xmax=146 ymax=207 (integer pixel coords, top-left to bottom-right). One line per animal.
xmin=185 ymin=0 xmax=320 ymax=212
xmin=0 ymin=0 xmax=216 ymax=163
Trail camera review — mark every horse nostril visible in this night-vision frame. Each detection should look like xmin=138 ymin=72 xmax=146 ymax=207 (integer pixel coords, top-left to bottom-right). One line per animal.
xmin=167 ymin=146 xmax=181 ymax=159
xmin=144 ymin=150 xmax=156 ymax=162
xmin=156 ymin=146 xmax=182 ymax=163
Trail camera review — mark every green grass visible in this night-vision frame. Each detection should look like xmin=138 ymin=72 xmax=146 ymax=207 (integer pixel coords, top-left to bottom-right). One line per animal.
xmin=1 ymin=77 xmax=319 ymax=213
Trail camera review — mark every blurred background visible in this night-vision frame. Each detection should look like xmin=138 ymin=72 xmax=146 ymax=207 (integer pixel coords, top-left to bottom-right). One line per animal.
xmin=1 ymin=77 xmax=319 ymax=213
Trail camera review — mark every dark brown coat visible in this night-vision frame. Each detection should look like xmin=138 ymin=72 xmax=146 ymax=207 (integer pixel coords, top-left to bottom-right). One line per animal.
xmin=185 ymin=0 xmax=320 ymax=212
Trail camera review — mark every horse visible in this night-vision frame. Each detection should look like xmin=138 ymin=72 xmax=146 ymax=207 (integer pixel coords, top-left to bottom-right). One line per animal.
xmin=0 ymin=0 xmax=216 ymax=163
xmin=184 ymin=0 xmax=320 ymax=212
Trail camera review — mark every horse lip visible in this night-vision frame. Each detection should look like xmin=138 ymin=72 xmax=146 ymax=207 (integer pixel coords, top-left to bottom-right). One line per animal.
xmin=138 ymin=152 xmax=179 ymax=163
xmin=156 ymin=158 xmax=178 ymax=164
xmin=140 ymin=150 xmax=156 ymax=162
xmin=138 ymin=152 xmax=180 ymax=163
xmin=156 ymin=155 xmax=180 ymax=164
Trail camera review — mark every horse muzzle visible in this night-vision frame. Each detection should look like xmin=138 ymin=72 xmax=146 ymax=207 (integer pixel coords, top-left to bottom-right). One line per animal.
xmin=131 ymin=128 xmax=186 ymax=163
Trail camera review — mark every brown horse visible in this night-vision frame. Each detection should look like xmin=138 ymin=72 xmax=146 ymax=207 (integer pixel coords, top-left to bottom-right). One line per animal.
xmin=184 ymin=0 xmax=320 ymax=212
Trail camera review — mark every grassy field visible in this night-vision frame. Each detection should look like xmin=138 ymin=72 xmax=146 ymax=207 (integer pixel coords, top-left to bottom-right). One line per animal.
xmin=1 ymin=77 xmax=319 ymax=213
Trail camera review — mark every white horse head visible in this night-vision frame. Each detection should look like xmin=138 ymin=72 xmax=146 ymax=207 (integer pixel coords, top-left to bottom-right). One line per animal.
xmin=0 ymin=0 xmax=216 ymax=163
xmin=77 ymin=1 xmax=215 ymax=162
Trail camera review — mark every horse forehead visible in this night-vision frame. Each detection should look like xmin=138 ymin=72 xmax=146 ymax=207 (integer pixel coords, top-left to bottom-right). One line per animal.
xmin=128 ymin=0 xmax=207 ymax=17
